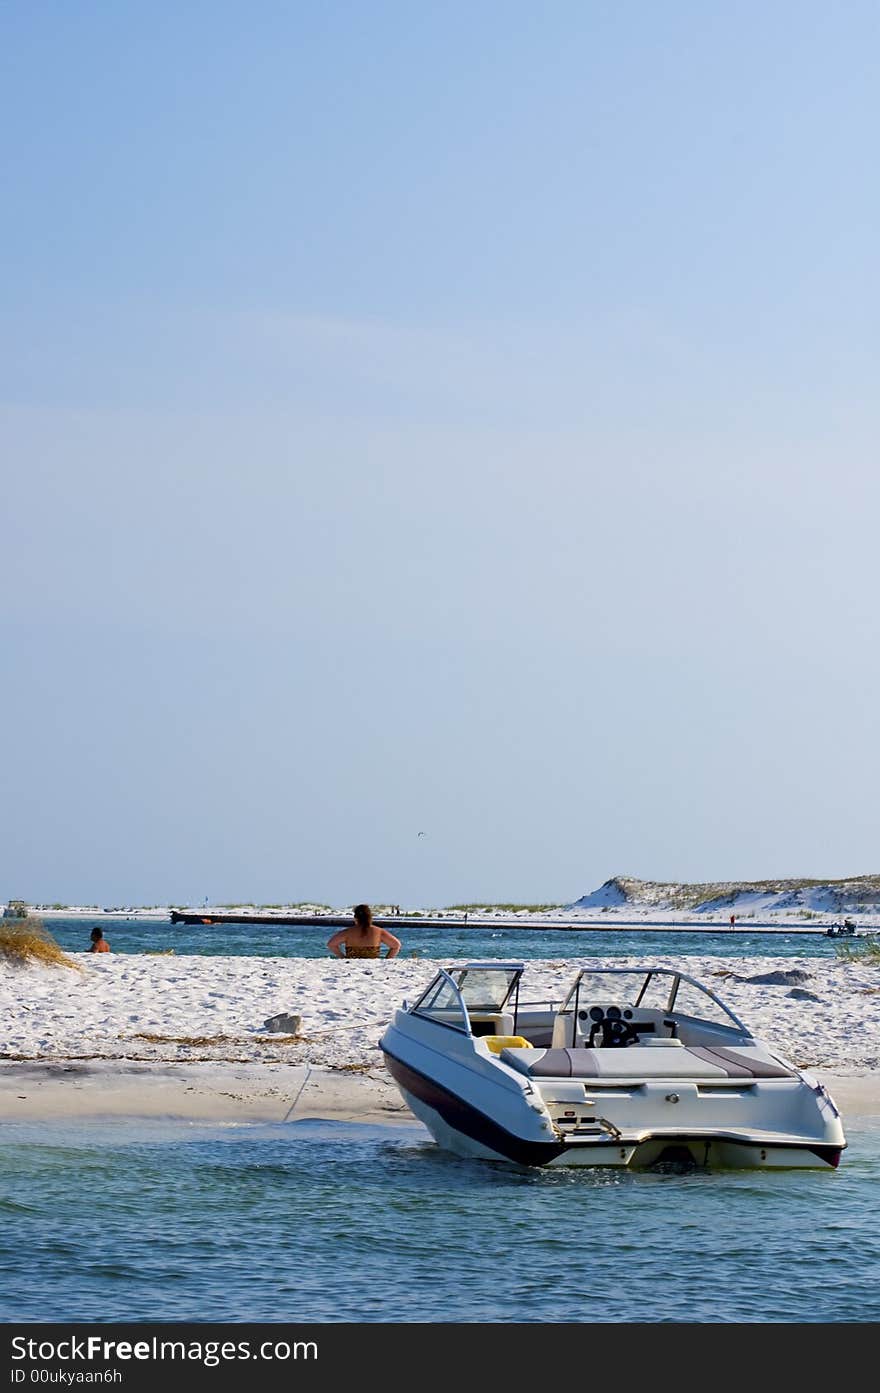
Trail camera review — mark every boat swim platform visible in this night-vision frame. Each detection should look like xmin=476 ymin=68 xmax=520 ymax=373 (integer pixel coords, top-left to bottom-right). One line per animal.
xmin=168 ymin=910 xmax=836 ymax=935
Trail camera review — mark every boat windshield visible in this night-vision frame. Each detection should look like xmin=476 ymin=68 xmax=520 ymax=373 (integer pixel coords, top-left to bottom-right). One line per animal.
xmin=559 ymin=968 xmax=745 ymax=1032
xmin=410 ymin=971 xmax=469 ymax=1033
xmin=409 ymin=964 xmax=523 ymax=1033
xmin=453 ymin=965 xmax=522 ymax=1012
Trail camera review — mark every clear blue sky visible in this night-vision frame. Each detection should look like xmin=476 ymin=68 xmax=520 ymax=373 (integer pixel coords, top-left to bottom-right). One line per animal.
xmin=2 ymin=2 xmax=878 ymax=905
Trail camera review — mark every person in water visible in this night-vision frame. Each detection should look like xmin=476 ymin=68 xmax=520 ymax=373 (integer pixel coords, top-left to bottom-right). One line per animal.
xmin=89 ymin=927 xmax=110 ymax=953
xmin=327 ymin=904 xmax=401 ymax=959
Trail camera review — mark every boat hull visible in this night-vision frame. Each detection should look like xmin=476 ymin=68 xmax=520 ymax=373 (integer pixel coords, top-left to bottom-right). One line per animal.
xmin=384 ymin=1048 xmax=844 ymax=1171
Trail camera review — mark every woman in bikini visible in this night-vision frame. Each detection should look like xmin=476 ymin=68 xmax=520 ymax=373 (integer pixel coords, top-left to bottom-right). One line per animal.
xmin=327 ymin=904 xmax=401 ymax=959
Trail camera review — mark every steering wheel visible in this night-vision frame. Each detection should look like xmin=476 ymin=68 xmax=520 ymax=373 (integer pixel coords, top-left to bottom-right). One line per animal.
xmin=600 ymin=1017 xmax=639 ymax=1048
xmin=583 ymin=1005 xmax=639 ymax=1048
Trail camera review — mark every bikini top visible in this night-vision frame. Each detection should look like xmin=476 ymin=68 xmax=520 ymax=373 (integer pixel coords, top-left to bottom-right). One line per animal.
xmin=344 ymin=944 xmax=381 ymax=959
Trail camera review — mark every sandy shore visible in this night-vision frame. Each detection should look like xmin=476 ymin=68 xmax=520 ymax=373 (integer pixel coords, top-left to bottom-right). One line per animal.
xmin=3 ymin=952 xmax=880 ymax=1070
xmin=2 ymin=952 xmax=879 ymax=1130
xmin=0 ymin=1058 xmax=877 ymax=1125
xmin=0 ymin=1059 xmax=415 ymax=1124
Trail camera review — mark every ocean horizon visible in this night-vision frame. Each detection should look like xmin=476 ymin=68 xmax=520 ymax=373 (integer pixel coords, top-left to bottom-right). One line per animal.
xmin=39 ymin=914 xmax=849 ymax=962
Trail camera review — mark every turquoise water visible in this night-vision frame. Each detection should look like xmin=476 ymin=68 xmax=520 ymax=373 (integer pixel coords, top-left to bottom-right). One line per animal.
xmin=45 ymin=917 xmax=845 ymax=961
xmin=2 ymin=1117 xmax=879 ymax=1323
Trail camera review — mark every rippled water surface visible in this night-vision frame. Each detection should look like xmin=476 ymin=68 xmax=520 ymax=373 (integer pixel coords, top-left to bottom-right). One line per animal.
xmin=44 ymin=916 xmax=851 ymax=960
xmin=2 ymin=1117 xmax=879 ymax=1323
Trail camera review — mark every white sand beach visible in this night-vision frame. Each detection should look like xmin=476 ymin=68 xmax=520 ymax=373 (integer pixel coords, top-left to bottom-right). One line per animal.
xmin=0 ymin=1059 xmax=413 ymax=1124
xmin=0 ymin=1059 xmax=877 ymax=1125
xmin=1 ymin=951 xmax=879 ymax=1123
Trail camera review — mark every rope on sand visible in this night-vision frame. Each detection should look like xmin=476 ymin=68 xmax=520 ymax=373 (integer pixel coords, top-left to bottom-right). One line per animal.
xmin=282 ymin=1064 xmax=313 ymax=1121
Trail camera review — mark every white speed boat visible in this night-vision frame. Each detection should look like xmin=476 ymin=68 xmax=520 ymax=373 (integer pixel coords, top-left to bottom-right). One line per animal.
xmin=379 ymin=962 xmax=846 ymax=1169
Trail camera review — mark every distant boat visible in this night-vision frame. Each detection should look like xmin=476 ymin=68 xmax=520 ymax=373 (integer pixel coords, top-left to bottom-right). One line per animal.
xmin=2 ymin=900 xmax=29 ymax=919
xmin=825 ymin=919 xmax=863 ymax=938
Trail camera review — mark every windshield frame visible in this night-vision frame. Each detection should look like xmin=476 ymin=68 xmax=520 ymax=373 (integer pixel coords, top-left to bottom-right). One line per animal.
xmin=409 ymin=968 xmax=472 ymax=1035
xmin=408 ymin=963 xmax=526 ymax=1034
xmin=557 ymin=966 xmax=747 ymax=1032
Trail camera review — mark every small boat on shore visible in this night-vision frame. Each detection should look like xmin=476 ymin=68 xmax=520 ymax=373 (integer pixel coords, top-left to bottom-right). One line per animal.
xmin=380 ymin=962 xmax=846 ymax=1169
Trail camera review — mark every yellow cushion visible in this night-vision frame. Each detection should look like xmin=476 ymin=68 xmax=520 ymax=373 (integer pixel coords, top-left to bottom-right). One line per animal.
xmin=485 ymin=1035 xmax=532 ymax=1053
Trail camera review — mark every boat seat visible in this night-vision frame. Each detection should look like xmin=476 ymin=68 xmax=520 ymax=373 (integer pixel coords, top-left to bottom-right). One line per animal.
xmin=550 ymin=1015 xmax=575 ymax=1049
xmin=484 ymin=1035 xmax=532 ymax=1054
xmin=500 ymin=1047 xmax=735 ymax=1079
xmin=469 ymin=1012 xmax=515 ymax=1037
xmin=687 ymin=1046 xmax=796 ymax=1078
xmin=502 ymin=1048 xmax=599 ymax=1078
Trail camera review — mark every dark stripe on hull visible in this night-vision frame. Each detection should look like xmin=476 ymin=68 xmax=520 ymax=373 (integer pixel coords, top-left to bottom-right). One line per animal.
xmin=806 ymin=1144 xmax=844 ymax=1167
xmin=381 ymin=1047 xmax=567 ymax=1166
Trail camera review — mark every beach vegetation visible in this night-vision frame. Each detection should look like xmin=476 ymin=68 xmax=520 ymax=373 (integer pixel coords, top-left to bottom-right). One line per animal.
xmin=128 ymin=1032 xmax=304 ymax=1045
xmin=589 ymin=873 xmax=880 ymax=913
xmin=0 ymin=917 xmax=82 ymax=971
xmin=834 ymin=936 xmax=880 ymax=965
xmin=446 ymin=902 xmax=563 ymax=913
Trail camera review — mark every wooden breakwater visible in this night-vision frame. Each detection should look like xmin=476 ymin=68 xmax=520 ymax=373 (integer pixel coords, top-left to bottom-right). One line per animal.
xmin=168 ymin=910 xmax=831 ymax=934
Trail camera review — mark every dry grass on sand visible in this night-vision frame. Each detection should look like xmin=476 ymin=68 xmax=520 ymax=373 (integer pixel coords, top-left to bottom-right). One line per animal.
xmin=834 ymin=937 xmax=880 ymax=965
xmin=0 ymin=917 xmax=82 ymax=971
xmin=126 ymin=1032 xmax=304 ymax=1046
